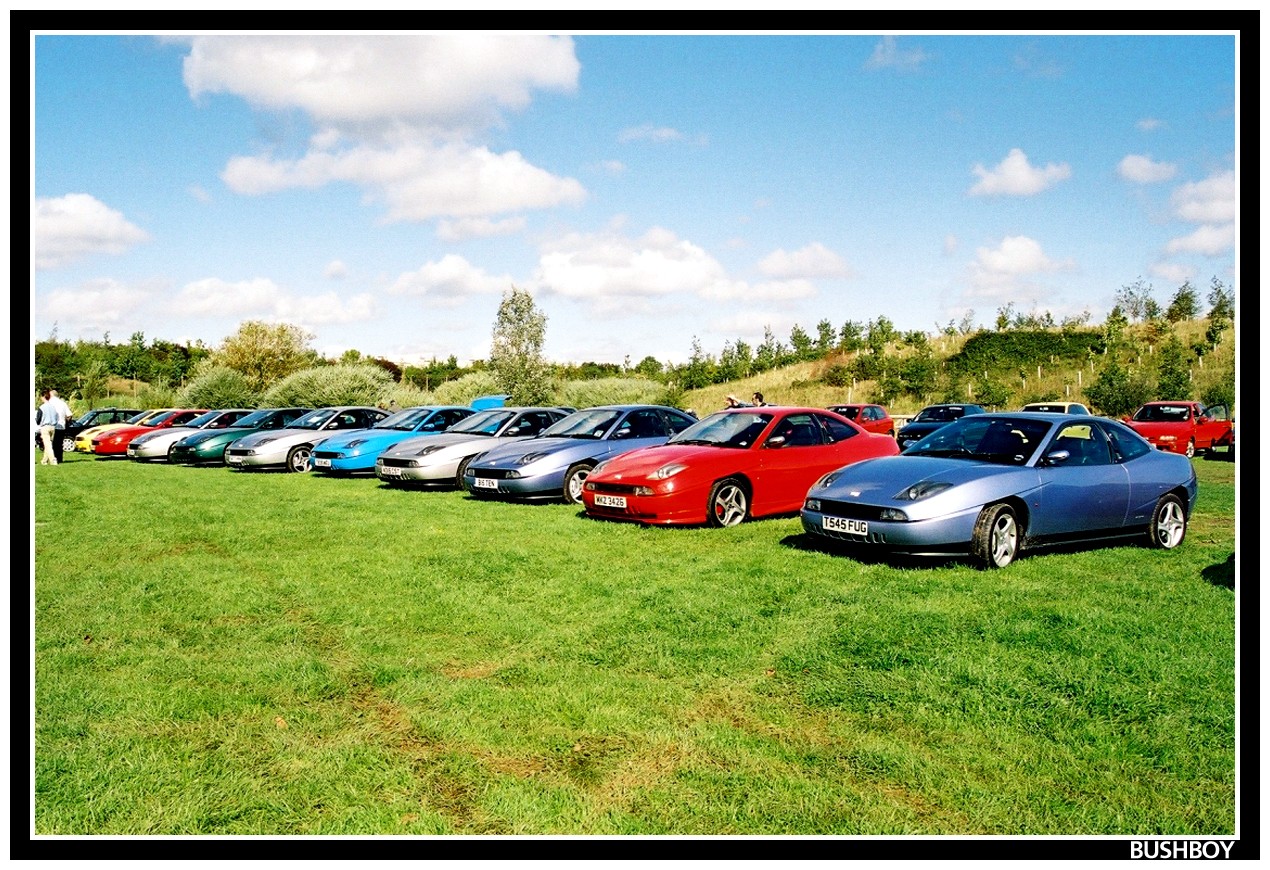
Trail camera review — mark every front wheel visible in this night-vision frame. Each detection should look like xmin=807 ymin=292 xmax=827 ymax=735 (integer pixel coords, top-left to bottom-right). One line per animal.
xmin=62 ymin=435 xmax=76 ymax=453
xmin=971 ymin=503 xmax=1019 ymax=569
xmin=707 ymin=478 xmax=749 ymax=528
xmin=562 ymin=463 xmax=594 ymax=504
xmin=456 ymin=455 xmax=475 ymax=491
xmin=1184 ymin=439 xmax=1195 ymax=459
xmin=1147 ymin=494 xmax=1187 ymax=550
xmin=286 ymin=444 xmax=313 ymax=473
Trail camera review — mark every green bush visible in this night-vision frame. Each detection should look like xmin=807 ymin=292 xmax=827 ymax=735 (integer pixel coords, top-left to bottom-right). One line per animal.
xmin=557 ymin=377 xmax=664 ymax=409
xmin=179 ymin=366 xmax=259 ymax=409
xmin=431 ymin=370 xmax=501 ymax=406
xmin=260 ymin=364 xmax=394 ymax=408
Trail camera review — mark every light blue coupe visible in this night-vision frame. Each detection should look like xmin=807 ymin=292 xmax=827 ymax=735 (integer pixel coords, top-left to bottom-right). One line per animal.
xmin=461 ymin=405 xmax=698 ymax=504
xmin=801 ymin=412 xmax=1198 ymax=568
xmin=310 ymin=405 xmax=475 ymax=475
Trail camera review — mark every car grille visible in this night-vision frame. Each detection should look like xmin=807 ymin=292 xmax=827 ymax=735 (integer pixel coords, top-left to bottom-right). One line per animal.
xmin=469 ymin=468 xmax=518 ymax=480
xmin=314 ymin=451 xmax=340 ymax=459
xmin=587 ymin=482 xmax=641 ymax=495
xmin=379 ymin=457 xmax=419 ymax=469
xmin=225 ymin=448 xmax=250 ymax=457
xmin=815 ymin=499 xmax=889 ymax=520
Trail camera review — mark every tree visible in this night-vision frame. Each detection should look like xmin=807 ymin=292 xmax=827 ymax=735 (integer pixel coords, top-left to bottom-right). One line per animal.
xmin=680 ymin=337 xmax=715 ymax=389
xmin=1155 ymin=335 xmax=1191 ymax=400
xmin=214 ymin=321 xmax=316 ymax=392
xmin=788 ymin=323 xmax=814 ymax=361
xmin=1165 ymin=281 xmax=1200 ymax=323
xmin=815 ymin=319 xmax=836 ymax=355
xmin=838 ymin=320 xmax=865 ymax=351
xmin=180 ymin=365 xmax=259 ymax=409
xmin=1114 ymin=278 xmax=1155 ymax=322
xmin=1085 ymin=355 xmax=1152 ymax=417
xmin=489 ymin=286 xmax=552 ymax=405
xmin=632 ymin=355 xmax=664 ymax=380
xmin=865 ymin=316 xmax=896 ymax=354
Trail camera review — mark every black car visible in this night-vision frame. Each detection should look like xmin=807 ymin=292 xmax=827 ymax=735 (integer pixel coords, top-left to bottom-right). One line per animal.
xmin=35 ymin=406 xmax=139 ymax=453
xmin=895 ymin=403 xmax=987 ymax=451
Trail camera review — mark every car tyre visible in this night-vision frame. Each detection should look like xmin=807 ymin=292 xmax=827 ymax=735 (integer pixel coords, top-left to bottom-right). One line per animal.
xmin=1147 ymin=493 xmax=1187 ymax=550
xmin=1184 ymin=439 xmax=1195 ymax=459
xmin=562 ymin=463 xmax=594 ymax=504
xmin=971 ymin=503 xmax=1019 ymax=569
xmin=167 ymin=443 xmax=178 ymax=463
xmin=456 ymin=455 xmax=475 ymax=491
xmin=707 ymin=478 xmax=749 ymax=528
xmin=286 ymin=444 xmax=313 ymax=473
xmin=62 ymin=435 xmax=76 ymax=453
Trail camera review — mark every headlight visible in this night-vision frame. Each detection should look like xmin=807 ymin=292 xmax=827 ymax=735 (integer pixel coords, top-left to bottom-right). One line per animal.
xmin=254 ymin=436 xmax=278 ymax=446
xmin=813 ymin=470 xmax=845 ymax=489
xmin=879 ymin=508 xmax=909 ymax=521
xmin=415 ymin=445 xmax=443 ymax=457
xmin=896 ymin=481 xmax=952 ymax=501
xmin=516 ymin=451 xmax=547 ymax=465
xmin=650 ymin=462 xmax=687 ymax=480
xmin=805 ymin=497 xmax=821 ymax=512
xmin=346 ymin=439 xmax=367 ymax=448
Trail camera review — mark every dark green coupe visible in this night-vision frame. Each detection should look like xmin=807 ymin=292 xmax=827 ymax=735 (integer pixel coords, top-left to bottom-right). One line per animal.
xmin=167 ymin=407 xmax=312 ymax=465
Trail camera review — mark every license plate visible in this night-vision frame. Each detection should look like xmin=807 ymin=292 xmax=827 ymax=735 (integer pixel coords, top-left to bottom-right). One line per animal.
xmin=595 ymin=494 xmax=627 ymax=508
xmin=314 ymin=458 xmax=331 ymax=468
xmin=380 ymin=465 xmax=402 ymax=477
xmin=227 ymin=455 xmax=243 ymax=465
xmin=824 ymin=515 xmax=868 ymax=536
xmin=473 ymin=476 xmax=498 ymax=490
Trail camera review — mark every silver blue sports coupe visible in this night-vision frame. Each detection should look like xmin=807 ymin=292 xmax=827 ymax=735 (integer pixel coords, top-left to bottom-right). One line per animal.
xmin=800 ymin=412 xmax=1198 ymax=568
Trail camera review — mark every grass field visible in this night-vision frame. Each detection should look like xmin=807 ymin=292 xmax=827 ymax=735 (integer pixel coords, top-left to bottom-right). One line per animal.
xmin=32 ymin=449 xmax=1238 ymax=836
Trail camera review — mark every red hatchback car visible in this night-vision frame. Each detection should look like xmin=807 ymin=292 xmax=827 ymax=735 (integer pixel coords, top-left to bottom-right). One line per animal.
xmin=581 ymin=406 xmax=899 ymax=527
xmin=827 ymin=403 xmax=895 ymax=438
xmin=92 ymin=409 xmax=209 ymax=456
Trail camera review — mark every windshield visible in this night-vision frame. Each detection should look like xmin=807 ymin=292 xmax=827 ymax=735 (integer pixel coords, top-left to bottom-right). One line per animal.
xmin=290 ymin=408 xmax=338 ymax=430
xmin=668 ymin=411 xmax=774 ymax=449
xmin=830 ymin=406 xmax=861 ymax=420
xmin=146 ymin=411 xmax=182 ymax=426
xmin=373 ymin=407 xmax=439 ymax=431
xmin=541 ymin=409 xmax=623 ymax=439
xmin=905 ymin=416 xmax=1050 ymax=465
xmin=230 ymin=409 xmax=276 ymax=427
xmin=1133 ymin=404 xmax=1190 ymax=423
xmin=914 ymin=406 xmax=965 ymax=423
xmin=447 ymin=409 xmax=515 ymax=435
xmin=184 ymin=411 xmax=223 ymax=428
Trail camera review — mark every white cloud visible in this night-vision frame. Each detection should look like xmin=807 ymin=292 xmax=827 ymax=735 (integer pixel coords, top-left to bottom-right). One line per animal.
xmin=436 ymin=216 xmax=526 ymax=241
xmin=701 ymin=278 xmax=817 ymax=303
xmin=596 ymin=160 xmax=626 ymax=175
xmin=967 ymin=236 xmax=1074 ymax=300
xmin=222 ymin=142 xmax=585 ymax=222
xmin=1165 ymin=223 xmax=1237 ymax=257
xmin=1148 ymin=261 xmax=1196 ymax=285
xmin=187 ymin=35 xmax=586 ymax=223
xmin=184 ymin=35 xmax=579 ymax=133
xmin=1170 ymin=170 xmax=1236 ymax=224
xmin=968 ymin=148 xmax=1071 ymax=197
xmin=387 ymin=254 xmax=512 ymax=306
xmin=757 ymin=242 xmax=851 ymax=279
xmin=33 ymin=194 xmax=150 ymax=270
xmin=188 ymin=184 xmax=212 ymax=203
xmin=173 ymin=277 xmax=376 ymax=324
xmin=1118 ymin=154 xmax=1177 ymax=184
xmin=943 ymin=234 xmax=959 ymax=256
xmin=864 ymin=37 xmax=929 ymax=72
xmin=324 ymin=260 xmax=347 ymax=279
xmin=617 ymin=124 xmax=683 ymax=143
xmin=535 ymin=226 xmax=727 ymax=302
xmin=1136 ymin=118 xmax=1163 ymax=132
xmin=42 ymin=278 xmax=154 ymax=327
xmin=1012 ymin=43 xmax=1063 ymax=79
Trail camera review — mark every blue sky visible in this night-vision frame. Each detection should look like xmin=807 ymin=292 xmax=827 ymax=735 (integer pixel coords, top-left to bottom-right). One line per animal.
xmin=32 ymin=33 xmax=1238 ymax=367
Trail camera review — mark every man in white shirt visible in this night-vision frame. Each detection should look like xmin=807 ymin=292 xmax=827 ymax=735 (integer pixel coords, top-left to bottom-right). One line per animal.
xmin=48 ymin=390 xmax=74 ymax=463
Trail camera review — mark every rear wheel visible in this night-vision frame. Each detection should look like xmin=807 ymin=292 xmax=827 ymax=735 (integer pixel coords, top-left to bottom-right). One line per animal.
xmin=971 ymin=503 xmax=1019 ymax=569
xmin=1184 ymin=439 xmax=1195 ymax=459
xmin=562 ymin=463 xmax=594 ymax=504
xmin=167 ymin=443 xmax=178 ymax=462
xmin=707 ymin=478 xmax=749 ymax=528
xmin=62 ymin=435 xmax=76 ymax=453
xmin=1147 ymin=493 xmax=1187 ymax=549
xmin=286 ymin=445 xmax=313 ymax=473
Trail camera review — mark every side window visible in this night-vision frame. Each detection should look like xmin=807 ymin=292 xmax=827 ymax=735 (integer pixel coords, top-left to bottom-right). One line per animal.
xmin=1101 ymin=422 xmax=1151 ymax=462
xmin=663 ymin=410 xmax=696 ymax=433
xmin=628 ymin=410 xmax=668 ymax=438
xmin=817 ymin=414 xmax=857 ymax=443
xmin=772 ymin=414 xmax=822 ymax=447
xmin=1053 ymin=423 xmax=1110 ymax=467
xmin=441 ymin=409 xmax=469 ymax=427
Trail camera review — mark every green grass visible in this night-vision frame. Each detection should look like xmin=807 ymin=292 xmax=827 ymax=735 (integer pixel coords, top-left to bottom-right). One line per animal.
xmin=32 ymin=451 xmax=1237 ymax=834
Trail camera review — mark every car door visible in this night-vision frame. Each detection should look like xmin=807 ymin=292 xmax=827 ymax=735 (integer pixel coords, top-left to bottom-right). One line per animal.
xmin=1031 ymin=421 xmax=1131 ymax=538
xmin=1196 ymin=404 xmax=1229 ymax=449
xmin=752 ymin=412 xmax=839 ymax=516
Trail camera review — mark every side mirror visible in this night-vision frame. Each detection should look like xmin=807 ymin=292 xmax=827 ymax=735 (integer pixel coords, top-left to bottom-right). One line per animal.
xmin=1043 ymin=449 xmax=1071 ymax=466
xmin=765 ymin=435 xmax=788 ymax=449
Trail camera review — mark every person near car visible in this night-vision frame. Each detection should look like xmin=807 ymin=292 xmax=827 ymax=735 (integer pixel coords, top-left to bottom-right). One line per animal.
xmin=48 ymin=389 xmax=73 ymax=463
xmin=37 ymin=390 xmax=59 ymax=465
xmin=751 ymin=392 xmax=768 ymax=407
xmin=724 ymin=395 xmax=752 ymax=409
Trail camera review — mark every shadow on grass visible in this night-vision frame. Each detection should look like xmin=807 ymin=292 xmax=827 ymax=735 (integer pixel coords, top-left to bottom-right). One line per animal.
xmin=778 ymin=531 xmax=966 ymax=570
xmin=1202 ymin=553 xmax=1235 ymax=589
xmin=1202 ymin=447 xmax=1236 ymax=462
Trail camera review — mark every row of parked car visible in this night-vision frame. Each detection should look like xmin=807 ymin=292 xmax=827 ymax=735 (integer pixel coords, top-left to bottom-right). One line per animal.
xmin=58 ymin=396 xmax=1214 ymax=569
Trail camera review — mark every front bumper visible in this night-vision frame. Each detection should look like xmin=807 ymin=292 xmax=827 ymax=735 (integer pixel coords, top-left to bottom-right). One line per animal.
xmin=225 ymin=447 xmax=287 ymax=468
xmin=463 ymin=466 xmax=567 ymax=498
xmin=799 ymin=502 xmax=980 ymax=554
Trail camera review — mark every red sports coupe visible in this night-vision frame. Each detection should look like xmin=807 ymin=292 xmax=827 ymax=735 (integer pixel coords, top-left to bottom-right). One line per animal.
xmin=581 ymin=406 xmax=899 ymax=527
xmin=91 ymin=409 xmax=208 ymax=456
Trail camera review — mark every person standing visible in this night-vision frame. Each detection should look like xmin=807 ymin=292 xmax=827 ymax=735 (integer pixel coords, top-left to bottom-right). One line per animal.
xmin=48 ymin=389 xmax=73 ymax=463
xmin=37 ymin=390 xmax=58 ymax=465
xmin=751 ymin=392 xmax=768 ymax=407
